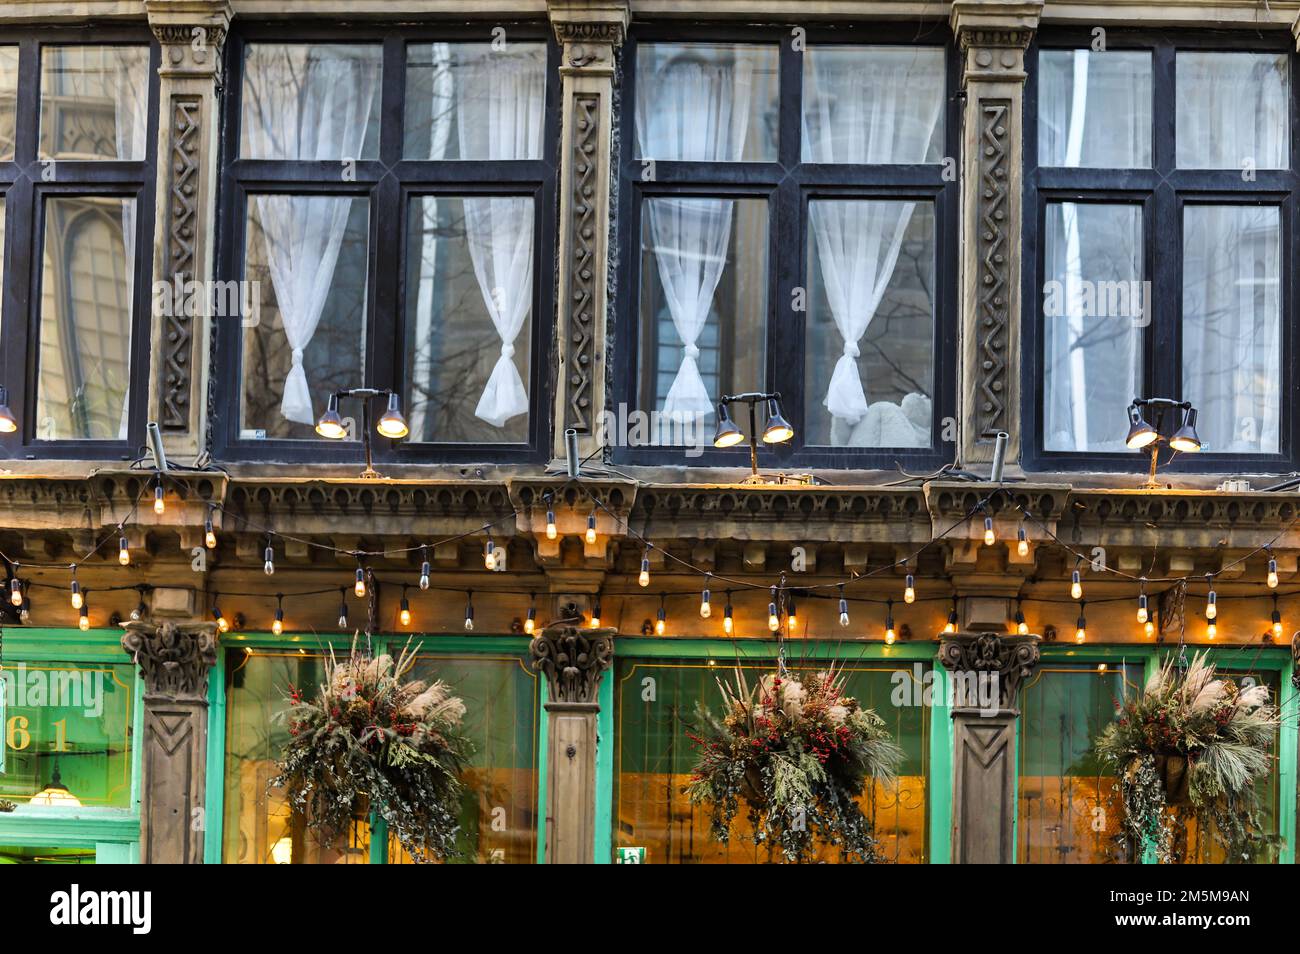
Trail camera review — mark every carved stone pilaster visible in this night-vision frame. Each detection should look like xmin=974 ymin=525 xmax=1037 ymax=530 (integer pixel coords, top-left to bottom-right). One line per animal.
xmin=940 ymin=630 xmax=1040 ymax=864
xmin=122 ymin=619 xmax=219 ymax=865
xmin=548 ymin=1 xmax=628 ymax=461
xmin=1291 ymin=630 xmax=1299 ymax=690
xmin=952 ymin=1 xmax=1041 ymax=467
xmin=145 ymin=1 xmax=232 ymax=453
xmin=530 ymin=623 xmax=615 ymax=863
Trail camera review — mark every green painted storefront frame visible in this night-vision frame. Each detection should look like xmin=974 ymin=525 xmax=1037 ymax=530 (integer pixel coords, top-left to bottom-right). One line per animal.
xmin=0 ymin=628 xmax=143 ymax=863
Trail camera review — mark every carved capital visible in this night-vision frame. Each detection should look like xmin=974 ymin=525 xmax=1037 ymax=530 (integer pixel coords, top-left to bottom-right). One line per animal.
xmin=530 ymin=624 xmax=615 ymax=705
xmin=122 ymin=619 xmax=218 ymax=702
xmin=549 ymin=1 xmax=628 ymax=73
xmin=146 ymin=0 xmax=232 ymax=79
xmin=951 ymin=0 xmax=1040 ymax=81
xmin=940 ymin=632 xmax=1040 ymax=711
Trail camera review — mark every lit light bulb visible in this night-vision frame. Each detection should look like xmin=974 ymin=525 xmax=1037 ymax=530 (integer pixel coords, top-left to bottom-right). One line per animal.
xmin=545 ymin=508 xmax=557 ymax=540
xmin=656 ymin=603 xmax=666 ymax=636
xmin=1016 ymin=526 xmax=1029 ymax=557
xmin=400 ymin=597 xmax=411 ymax=627
xmin=884 ymin=611 xmax=896 ymax=645
xmin=1205 ymin=589 xmax=1216 ymax=620
xmin=484 ymin=538 xmax=496 ymax=571
xmin=1144 ymin=620 xmax=1155 ymax=639
xmin=118 ymin=535 xmax=130 ymax=566
xmin=1267 ymin=558 xmax=1279 ymax=589
xmin=355 ymin=567 xmax=366 ymax=598
xmin=1137 ymin=593 xmax=1148 ymax=624
xmin=639 ymin=550 xmax=651 ymax=587
xmin=838 ymin=591 xmax=849 ymax=629
xmin=1075 ymin=605 xmax=1086 ymax=644
xmin=525 ymin=604 xmax=536 ymax=635
xmin=787 ymin=597 xmax=798 ymax=632
xmin=723 ymin=600 xmax=734 ymax=635
xmin=1207 ymin=621 xmax=1217 ymax=639
xmin=338 ymin=609 xmax=348 ymax=630
xmin=70 ymin=577 xmax=82 ymax=610
xmin=944 ymin=607 xmax=958 ymax=634
xmin=264 ymin=543 xmax=275 ymax=576
xmin=983 ymin=516 xmax=995 ymax=547
xmin=272 ymin=607 xmax=284 ymax=636
xmin=586 ymin=513 xmax=597 ymax=545
xmin=1015 ymin=606 xmax=1028 ymax=636
xmin=767 ymin=588 xmax=779 ymax=632
xmin=904 ymin=575 xmax=915 ymax=604
xmin=9 ymin=576 xmax=22 ymax=607
xmin=464 ymin=596 xmax=475 ymax=631
xmin=204 ymin=514 xmax=217 ymax=549
xmin=1070 ymin=569 xmax=1082 ymax=601
xmin=590 ymin=599 xmax=602 ymax=629
xmin=213 ymin=606 xmax=230 ymax=633
xmin=79 ymin=604 xmax=89 ymax=631
xmin=700 ymin=584 xmax=712 ymax=619
xmin=1271 ymin=608 xmax=1282 ymax=640
xmin=153 ymin=483 xmax=165 ymax=516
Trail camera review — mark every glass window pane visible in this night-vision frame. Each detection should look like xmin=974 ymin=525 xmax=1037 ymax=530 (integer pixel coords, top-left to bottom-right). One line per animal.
xmin=240 ymin=44 xmax=381 ymax=161
xmin=635 ymin=43 xmax=778 ymax=162
xmin=39 ymin=45 xmax=149 ymax=161
xmin=35 ymin=195 xmax=136 ymax=441
xmin=802 ymin=46 xmax=945 ymax=164
xmin=241 ymin=194 xmax=369 ymax=440
xmin=0 ymin=660 xmax=136 ymax=810
xmin=1018 ymin=663 xmax=1135 ymax=863
xmin=805 ymin=200 xmax=935 ymax=448
xmin=614 ymin=658 xmax=928 ymax=864
xmin=0 ymin=46 xmax=18 ymax=160
xmin=1182 ymin=204 xmax=1280 ymax=454
xmin=404 ymin=195 xmax=534 ymax=444
xmin=1177 ymin=52 xmax=1288 ymax=170
xmin=404 ymin=42 xmax=546 ymax=161
xmin=1042 ymin=202 xmax=1144 ymax=453
xmin=636 ymin=197 xmax=767 ymax=446
xmin=1039 ymin=50 xmax=1151 ymax=168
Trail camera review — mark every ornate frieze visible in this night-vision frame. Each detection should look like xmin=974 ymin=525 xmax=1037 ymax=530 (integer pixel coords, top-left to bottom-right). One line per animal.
xmin=940 ymin=631 xmax=1040 ymax=711
xmin=530 ymin=624 xmax=614 ymax=705
xmin=122 ymin=619 xmax=219 ymax=702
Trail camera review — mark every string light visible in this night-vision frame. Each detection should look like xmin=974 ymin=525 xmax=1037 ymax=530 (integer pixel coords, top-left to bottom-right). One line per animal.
xmin=8 ymin=570 xmax=21 ymax=608
xmin=153 ymin=479 xmax=165 ymax=516
xmin=639 ymin=548 xmax=651 ymax=587
xmin=118 ymin=534 xmax=130 ymax=566
xmin=1271 ymin=595 xmax=1282 ymax=640
xmin=723 ymin=592 xmax=734 ymax=635
xmin=263 ymin=536 xmax=275 ymax=575
xmin=767 ymin=587 xmax=779 ymax=632
xmin=700 ymin=575 xmax=711 ymax=618
xmin=1016 ymin=525 xmax=1029 ymax=557
xmin=838 ymin=584 xmax=849 ymax=628
xmin=525 ymin=593 xmax=536 ymax=635
xmin=399 ymin=587 xmax=412 ymax=627
xmin=1144 ymin=617 xmax=1156 ymax=639
xmin=354 ymin=562 xmax=366 ymax=598
xmin=204 ymin=507 xmax=217 ymax=549
xmin=1014 ymin=599 xmax=1028 ymax=635
xmin=884 ymin=599 xmax=896 ymax=645
xmin=464 ymin=591 xmax=475 ymax=631
xmin=1136 ymin=581 xmax=1148 ymax=624
xmin=590 ymin=595 xmax=602 ymax=629
xmin=212 ymin=595 xmax=230 ymax=634
xmin=272 ymin=594 xmax=284 ymax=636
xmin=419 ymin=547 xmax=431 ymax=590
xmin=983 ymin=514 xmax=995 ymax=546
xmin=787 ymin=594 xmax=798 ymax=631
xmin=1070 ymin=560 xmax=1083 ymax=601
xmin=1075 ymin=602 xmax=1087 ymax=644
xmin=903 ymin=574 xmax=915 ymax=604
xmin=1267 ymin=553 xmax=1279 ymax=589
xmin=1205 ymin=576 xmax=1216 ymax=620
xmin=484 ymin=535 xmax=497 ymax=571
xmin=337 ymin=589 xmax=348 ymax=630
xmin=79 ymin=594 xmax=89 ymax=631
xmin=545 ymin=501 xmax=557 ymax=540
xmin=944 ymin=598 xmax=958 ymax=634
xmin=586 ymin=513 xmax=597 ymax=545
xmin=656 ymin=594 xmax=666 ymax=636
xmin=69 ymin=565 xmax=82 ymax=610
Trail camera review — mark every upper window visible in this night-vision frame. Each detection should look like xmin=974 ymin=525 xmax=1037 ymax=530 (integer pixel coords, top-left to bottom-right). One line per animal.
xmin=219 ymin=28 xmax=555 ymax=461
xmin=1028 ymin=37 xmax=1292 ymax=468
xmin=618 ymin=29 xmax=955 ymax=467
xmin=0 ymin=36 xmax=156 ymax=455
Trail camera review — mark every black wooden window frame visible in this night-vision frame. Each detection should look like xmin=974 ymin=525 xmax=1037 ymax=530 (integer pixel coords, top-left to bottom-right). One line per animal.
xmin=0 ymin=28 xmax=159 ymax=462
xmin=614 ymin=22 xmax=960 ymax=471
xmin=213 ymin=22 xmax=559 ymax=466
xmin=1023 ymin=29 xmax=1300 ymax=474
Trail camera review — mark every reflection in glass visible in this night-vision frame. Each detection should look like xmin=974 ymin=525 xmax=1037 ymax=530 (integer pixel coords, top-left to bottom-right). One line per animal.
xmin=405 ymin=196 xmax=534 ymax=443
xmin=635 ymin=43 xmax=779 ymax=162
xmin=636 ymin=197 xmax=767 ymax=445
xmin=240 ymin=44 xmax=381 ymax=160
xmin=0 ymin=46 xmax=17 ymax=159
xmin=35 ymin=196 xmax=136 ymax=441
xmin=805 ymin=201 xmax=934 ymax=448
xmin=1043 ymin=202 xmax=1144 ymax=453
xmin=39 ymin=45 xmax=149 ymax=160
xmin=1182 ymin=205 xmax=1280 ymax=454
xmin=802 ymin=46 xmax=944 ymax=164
xmin=1039 ymin=50 xmax=1152 ymax=168
xmin=614 ymin=659 xmax=928 ymax=864
xmin=241 ymin=195 xmax=369 ymax=440
xmin=1177 ymin=52 xmax=1288 ymax=170
xmin=404 ymin=42 xmax=546 ymax=161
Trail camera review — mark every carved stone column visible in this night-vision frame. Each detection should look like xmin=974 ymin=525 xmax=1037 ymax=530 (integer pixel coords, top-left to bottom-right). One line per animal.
xmin=145 ymin=0 xmax=232 ymax=456
xmin=122 ymin=619 xmax=218 ymax=864
xmin=529 ymin=624 xmax=614 ymax=863
xmin=547 ymin=1 xmax=628 ymax=461
xmin=939 ymin=631 xmax=1040 ymax=864
xmin=952 ymin=1 xmax=1041 ymax=466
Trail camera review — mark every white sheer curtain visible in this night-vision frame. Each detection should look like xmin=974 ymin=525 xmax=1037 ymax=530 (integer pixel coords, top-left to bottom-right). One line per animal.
xmin=456 ymin=52 xmax=543 ymax=428
xmin=243 ymin=48 xmax=377 ymax=425
xmin=112 ymin=47 xmax=147 ymax=439
xmin=1182 ymin=206 xmax=1280 ymax=453
xmin=802 ymin=48 xmax=943 ymax=442
xmin=1038 ymin=50 xmax=1151 ymax=168
xmin=636 ymin=52 xmax=753 ymax=419
xmin=1177 ymin=52 xmax=1288 ymax=170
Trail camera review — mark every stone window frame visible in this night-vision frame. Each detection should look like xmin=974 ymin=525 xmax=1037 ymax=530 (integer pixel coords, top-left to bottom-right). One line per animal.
xmin=0 ymin=28 xmax=159 ymax=462
xmin=1022 ymin=27 xmax=1300 ymax=475
xmin=211 ymin=21 xmax=561 ymax=467
xmin=611 ymin=21 xmax=961 ymax=473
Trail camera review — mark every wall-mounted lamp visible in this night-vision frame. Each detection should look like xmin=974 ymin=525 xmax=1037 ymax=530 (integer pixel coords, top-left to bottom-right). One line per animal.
xmin=712 ymin=391 xmax=794 ymax=483
xmin=315 ymin=388 xmax=409 ymax=479
xmin=1125 ymin=398 xmax=1200 ymax=487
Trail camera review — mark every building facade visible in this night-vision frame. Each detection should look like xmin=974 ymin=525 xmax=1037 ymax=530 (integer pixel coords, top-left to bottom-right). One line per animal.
xmin=0 ymin=0 xmax=1297 ymax=864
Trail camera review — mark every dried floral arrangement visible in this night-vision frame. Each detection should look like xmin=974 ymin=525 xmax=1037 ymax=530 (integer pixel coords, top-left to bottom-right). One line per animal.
xmin=271 ymin=639 xmax=472 ymax=863
xmin=1096 ymin=653 xmax=1280 ymax=863
xmin=685 ymin=665 xmax=903 ymax=863
xmin=0 ymin=799 xmax=15 ymax=813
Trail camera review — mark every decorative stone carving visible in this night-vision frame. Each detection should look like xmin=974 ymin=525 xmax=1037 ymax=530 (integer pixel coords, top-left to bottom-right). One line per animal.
xmin=122 ymin=619 xmax=219 ymax=701
xmin=566 ymin=92 xmax=600 ymax=432
xmin=161 ymin=96 xmax=203 ymax=429
xmin=530 ymin=624 xmax=614 ymax=705
xmin=1291 ymin=630 xmax=1299 ymax=690
xmin=940 ymin=631 xmax=1040 ymax=711
xmin=975 ymin=99 xmax=1011 ymax=438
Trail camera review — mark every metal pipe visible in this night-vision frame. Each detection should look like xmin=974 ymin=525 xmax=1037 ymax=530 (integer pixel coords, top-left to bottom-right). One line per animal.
xmin=565 ymin=428 xmax=580 ymax=478
xmin=146 ymin=421 xmax=168 ymax=472
xmin=988 ymin=430 xmax=1008 ymax=483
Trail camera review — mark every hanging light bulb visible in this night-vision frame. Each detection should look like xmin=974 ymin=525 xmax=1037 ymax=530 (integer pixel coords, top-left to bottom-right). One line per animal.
xmin=904 ymin=574 xmax=915 ymax=604
xmin=1137 ymin=585 xmax=1149 ymax=624
xmin=586 ymin=513 xmax=597 ymax=545
xmin=884 ymin=600 xmax=896 ymax=645
xmin=212 ymin=597 xmax=230 ymax=634
xmin=79 ymin=597 xmax=90 ymax=631
xmin=464 ymin=592 xmax=475 ymax=631
xmin=1144 ymin=619 xmax=1155 ymax=639
xmin=399 ymin=588 xmax=412 ymax=627
xmin=1271 ymin=596 xmax=1282 ymax=640
xmin=8 ymin=571 xmax=22 ymax=607
xmin=337 ymin=590 xmax=348 ymax=630
xmin=723 ymin=593 xmax=734 ymax=635
xmin=767 ymin=587 xmax=780 ymax=632
xmin=983 ymin=515 xmax=995 ymax=547
xmin=1016 ymin=526 xmax=1029 ymax=557
xmin=272 ymin=595 xmax=284 ymax=636
xmin=639 ymin=548 xmax=651 ymax=587
xmin=1205 ymin=580 xmax=1217 ymax=620
xmin=1070 ymin=564 xmax=1083 ymax=601
xmin=355 ymin=563 xmax=366 ymax=598
xmin=1207 ymin=619 xmax=1217 ymax=639
xmin=419 ymin=547 xmax=431 ymax=590
xmin=787 ymin=595 xmax=798 ymax=632
xmin=118 ymin=534 xmax=130 ymax=566
xmin=1075 ymin=602 xmax=1087 ymax=644
xmin=700 ymin=576 xmax=712 ymax=619
xmin=545 ymin=504 xmax=557 ymax=540
xmin=656 ymin=595 xmax=666 ymax=636
xmin=1014 ymin=600 xmax=1028 ymax=636
xmin=484 ymin=536 xmax=496 ymax=571
xmin=525 ymin=593 xmax=537 ymax=635
xmin=204 ymin=508 xmax=217 ymax=549
xmin=590 ymin=596 xmax=602 ymax=629
xmin=69 ymin=566 xmax=82 ymax=610
xmin=838 ymin=585 xmax=849 ymax=628
xmin=1267 ymin=555 xmax=1279 ymax=589
xmin=944 ymin=599 xmax=958 ymax=634
xmin=263 ymin=537 xmax=275 ymax=575
xmin=153 ymin=480 xmax=165 ymax=516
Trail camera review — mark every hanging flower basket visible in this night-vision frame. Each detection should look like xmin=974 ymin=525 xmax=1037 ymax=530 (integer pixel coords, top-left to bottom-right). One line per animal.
xmin=1097 ymin=652 xmax=1279 ymax=863
xmin=684 ymin=665 xmax=902 ymax=863
xmin=270 ymin=638 xmax=473 ymax=863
